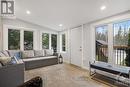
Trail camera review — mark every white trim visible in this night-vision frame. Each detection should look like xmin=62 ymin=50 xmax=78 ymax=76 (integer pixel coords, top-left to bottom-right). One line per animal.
xmin=91 ymin=12 xmax=130 ymax=27
xmin=3 ymin=24 xmax=36 ymax=50
xmin=20 ymin=30 xmax=24 ymax=50
xmin=81 ymin=24 xmax=84 ymax=67
xmin=82 ymin=66 xmax=89 ymax=70
xmin=40 ymin=31 xmax=58 ymax=50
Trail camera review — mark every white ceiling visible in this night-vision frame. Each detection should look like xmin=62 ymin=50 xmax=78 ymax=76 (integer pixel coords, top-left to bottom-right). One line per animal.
xmin=15 ymin=0 xmax=130 ymax=31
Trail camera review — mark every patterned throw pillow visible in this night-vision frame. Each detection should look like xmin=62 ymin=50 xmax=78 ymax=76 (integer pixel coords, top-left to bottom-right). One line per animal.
xmin=34 ymin=50 xmax=43 ymax=57
xmin=14 ymin=52 xmax=21 ymax=60
xmin=22 ymin=50 xmax=34 ymax=58
xmin=11 ymin=56 xmax=19 ymax=64
xmin=45 ymin=49 xmax=54 ymax=56
xmin=0 ymin=57 xmax=11 ymax=66
xmin=0 ymin=52 xmax=6 ymax=57
xmin=2 ymin=50 xmax=10 ymax=57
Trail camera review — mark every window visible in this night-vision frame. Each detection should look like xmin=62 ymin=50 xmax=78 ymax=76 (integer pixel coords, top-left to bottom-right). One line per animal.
xmin=113 ymin=20 xmax=130 ymax=66
xmin=51 ymin=34 xmax=57 ymax=52
xmin=24 ymin=31 xmax=33 ymax=50
xmin=8 ymin=29 xmax=20 ymax=50
xmin=42 ymin=33 xmax=49 ymax=49
xmin=95 ymin=26 xmax=108 ymax=62
xmin=62 ymin=34 xmax=66 ymax=52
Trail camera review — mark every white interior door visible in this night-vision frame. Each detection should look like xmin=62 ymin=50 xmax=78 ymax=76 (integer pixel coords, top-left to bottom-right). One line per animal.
xmin=70 ymin=26 xmax=82 ymax=67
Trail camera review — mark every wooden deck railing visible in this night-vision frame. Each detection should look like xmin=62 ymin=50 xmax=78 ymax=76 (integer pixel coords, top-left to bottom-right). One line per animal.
xmin=96 ymin=45 xmax=130 ymax=66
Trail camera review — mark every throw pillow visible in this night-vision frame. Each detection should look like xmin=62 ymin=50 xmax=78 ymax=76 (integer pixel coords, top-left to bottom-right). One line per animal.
xmin=22 ymin=50 xmax=34 ymax=58
xmin=11 ymin=56 xmax=19 ymax=64
xmin=2 ymin=50 xmax=10 ymax=57
xmin=0 ymin=57 xmax=11 ymax=66
xmin=45 ymin=49 xmax=54 ymax=56
xmin=34 ymin=50 xmax=43 ymax=57
xmin=14 ymin=52 xmax=21 ymax=60
xmin=0 ymin=52 xmax=6 ymax=57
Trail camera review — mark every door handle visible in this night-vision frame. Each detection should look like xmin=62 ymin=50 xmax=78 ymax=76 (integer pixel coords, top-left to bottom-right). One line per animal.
xmin=79 ymin=49 xmax=82 ymax=51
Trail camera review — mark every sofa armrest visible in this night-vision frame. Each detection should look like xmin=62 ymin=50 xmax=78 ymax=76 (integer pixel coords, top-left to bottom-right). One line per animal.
xmin=0 ymin=63 xmax=24 ymax=87
xmin=18 ymin=76 xmax=42 ymax=87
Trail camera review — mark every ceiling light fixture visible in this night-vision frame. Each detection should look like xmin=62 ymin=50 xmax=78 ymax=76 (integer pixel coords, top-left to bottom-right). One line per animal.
xmin=26 ymin=10 xmax=31 ymax=14
xmin=100 ymin=5 xmax=106 ymax=11
xmin=59 ymin=24 xmax=63 ymax=27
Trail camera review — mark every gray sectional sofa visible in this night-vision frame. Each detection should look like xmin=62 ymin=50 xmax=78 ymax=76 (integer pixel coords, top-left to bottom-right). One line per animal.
xmin=0 ymin=49 xmax=58 ymax=87
xmin=0 ymin=49 xmax=59 ymax=70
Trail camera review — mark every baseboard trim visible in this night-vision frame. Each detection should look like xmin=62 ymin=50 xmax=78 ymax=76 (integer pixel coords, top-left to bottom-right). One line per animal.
xmin=82 ymin=66 xmax=89 ymax=70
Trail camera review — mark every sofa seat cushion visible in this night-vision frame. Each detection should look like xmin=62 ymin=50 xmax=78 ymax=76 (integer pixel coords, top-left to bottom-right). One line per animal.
xmin=23 ymin=56 xmax=57 ymax=62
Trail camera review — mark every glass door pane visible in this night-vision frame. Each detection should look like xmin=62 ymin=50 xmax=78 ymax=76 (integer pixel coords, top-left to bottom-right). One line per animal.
xmin=113 ymin=20 xmax=130 ymax=66
xmin=95 ymin=26 xmax=108 ymax=62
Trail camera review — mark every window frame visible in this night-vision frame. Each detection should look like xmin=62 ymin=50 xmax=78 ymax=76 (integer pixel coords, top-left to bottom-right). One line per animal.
xmin=91 ymin=13 xmax=130 ymax=65
xmin=60 ymin=33 xmax=66 ymax=52
xmin=40 ymin=31 xmax=58 ymax=50
xmin=8 ymin=29 xmax=20 ymax=50
xmin=3 ymin=25 xmax=35 ymax=50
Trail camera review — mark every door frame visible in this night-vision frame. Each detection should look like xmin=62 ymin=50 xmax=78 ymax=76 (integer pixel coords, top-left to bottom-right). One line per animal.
xmin=70 ymin=25 xmax=84 ymax=67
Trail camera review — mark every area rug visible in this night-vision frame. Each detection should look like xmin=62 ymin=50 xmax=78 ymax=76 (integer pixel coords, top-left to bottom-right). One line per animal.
xmin=25 ymin=64 xmax=110 ymax=87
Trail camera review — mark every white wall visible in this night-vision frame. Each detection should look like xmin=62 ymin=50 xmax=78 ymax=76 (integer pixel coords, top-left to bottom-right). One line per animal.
xmin=2 ymin=18 xmax=58 ymax=50
xmin=60 ymin=11 xmax=130 ymax=70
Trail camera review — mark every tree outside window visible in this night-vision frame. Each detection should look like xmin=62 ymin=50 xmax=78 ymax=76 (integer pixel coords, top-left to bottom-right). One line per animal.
xmin=8 ymin=29 xmax=20 ymax=50
xmin=42 ymin=33 xmax=49 ymax=49
xmin=62 ymin=34 xmax=66 ymax=51
xmin=113 ymin=20 xmax=130 ymax=66
xmin=51 ymin=34 xmax=57 ymax=52
xmin=24 ymin=31 xmax=33 ymax=50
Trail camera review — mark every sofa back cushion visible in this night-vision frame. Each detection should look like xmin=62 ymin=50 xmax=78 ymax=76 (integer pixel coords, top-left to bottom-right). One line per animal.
xmin=34 ymin=50 xmax=44 ymax=57
xmin=45 ymin=49 xmax=54 ymax=56
xmin=8 ymin=50 xmax=21 ymax=57
xmin=22 ymin=50 xmax=34 ymax=58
